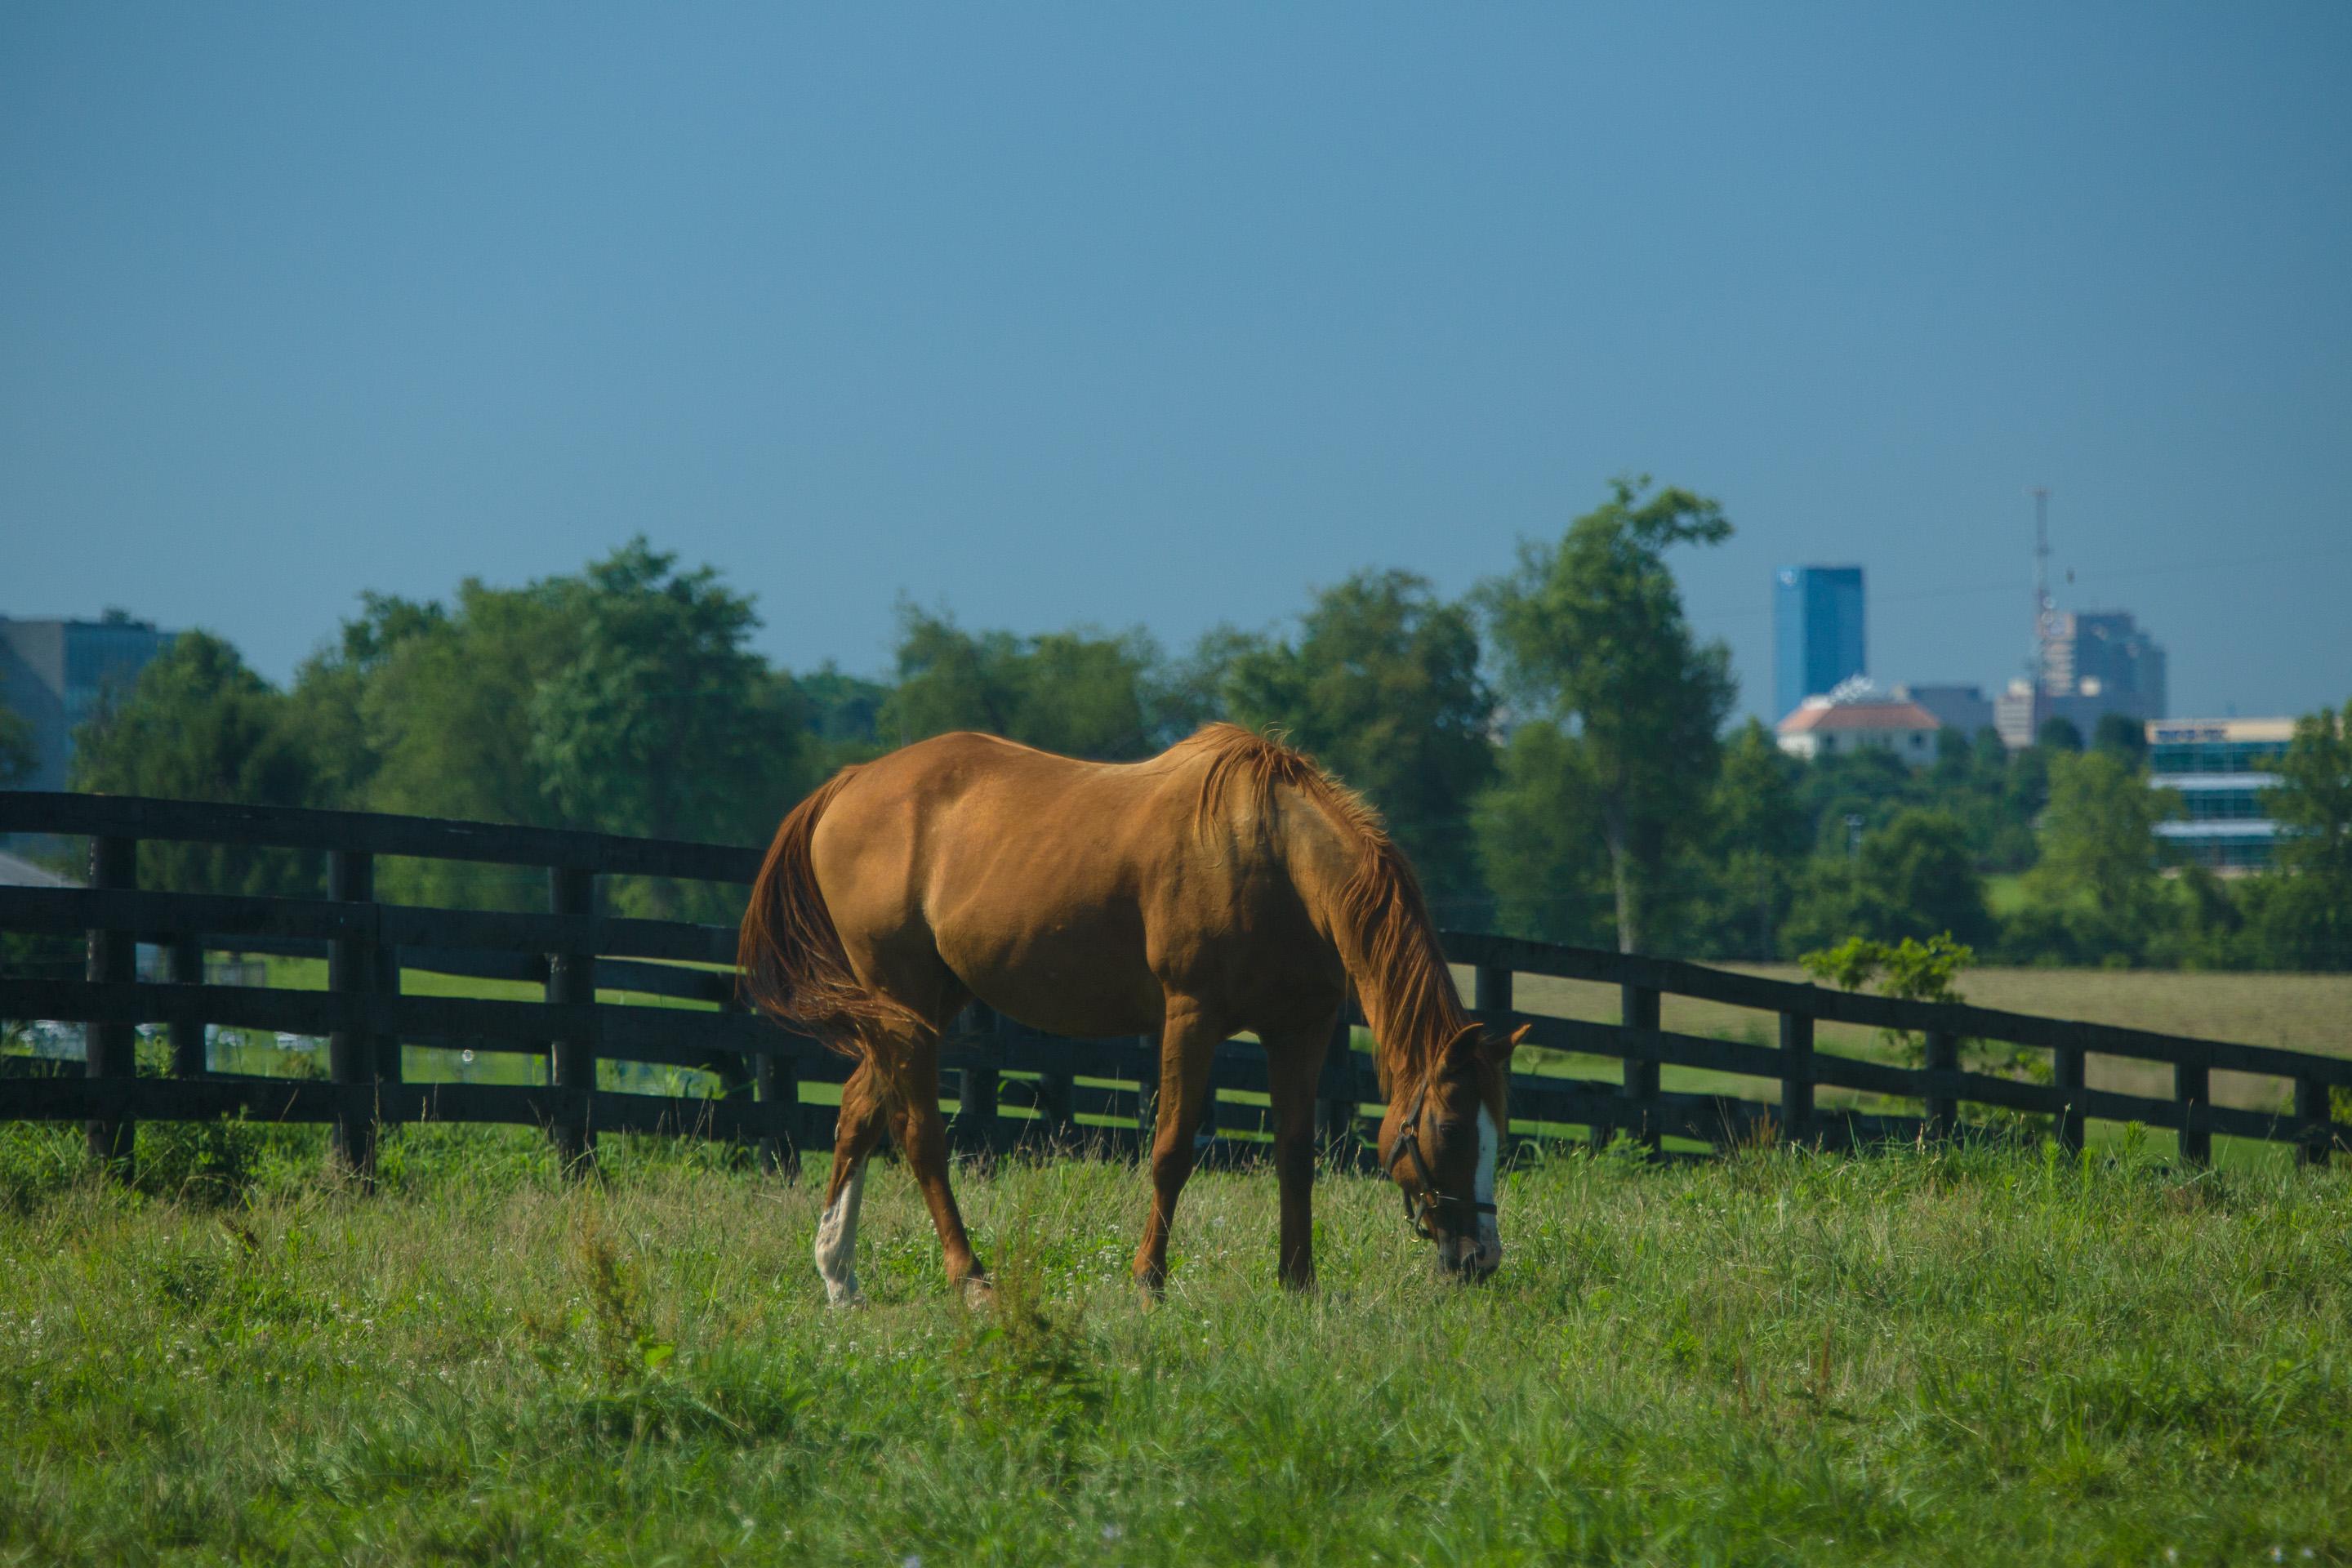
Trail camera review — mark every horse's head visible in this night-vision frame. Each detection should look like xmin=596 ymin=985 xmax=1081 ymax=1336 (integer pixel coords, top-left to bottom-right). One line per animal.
xmin=1377 ymin=1023 xmax=1527 ymax=1281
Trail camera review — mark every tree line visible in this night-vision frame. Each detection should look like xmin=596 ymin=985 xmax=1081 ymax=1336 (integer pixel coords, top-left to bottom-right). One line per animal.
xmin=18 ymin=483 xmax=2351 ymax=969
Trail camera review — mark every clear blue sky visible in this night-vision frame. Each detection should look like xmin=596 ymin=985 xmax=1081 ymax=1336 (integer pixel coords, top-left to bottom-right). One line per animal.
xmin=5 ymin=3 xmax=2348 ymax=722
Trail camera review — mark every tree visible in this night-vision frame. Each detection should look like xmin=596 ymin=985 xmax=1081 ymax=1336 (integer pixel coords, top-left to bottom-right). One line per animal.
xmin=1471 ymin=721 xmax=1617 ymax=947
xmin=2037 ymin=715 xmax=2084 ymax=752
xmin=528 ymin=541 xmax=807 ymax=915
xmin=0 ymin=698 xmax=33 ymax=787
xmin=287 ymin=545 xmax=813 ymax=915
xmin=2260 ymin=699 xmax=2352 ymax=969
xmin=285 ymin=593 xmax=449 ymax=808
xmin=1795 ymin=747 xmax=1926 ymax=858
xmin=529 ymin=540 xmax=800 ymax=842
xmin=1913 ymin=724 xmax=2038 ymax=873
xmin=2091 ymin=711 xmax=2147 ymax=763
xmin=1206 ymin=570 xmax=1495 ymax=906
xmin=352 ymin=575 xmax=586 ymax=908
xmin=1154 ymin=625 xmax=1269 ymax=740
xmin=1009 ymin=629 xmax=1164 ymax=760
xmin=2023 ymin=748 xmax=2179 ymax=962
xmin=1481 ymin=477 xmax=1735 ymax=951
xmin=1798 ymin=933 xmax=1974 ymax=1066
xmin=1784 ymin=808 xmax=1992 ymax=953
xmin=796 ymin=662 xmax=891 ymax=750
xmin=1697 ymin=720 xmax=1810 ymax=959
xmin=69 ymin=632 xmax=323 ymax=895
xmin=878 ymin=605 xmax=1160 ymax=760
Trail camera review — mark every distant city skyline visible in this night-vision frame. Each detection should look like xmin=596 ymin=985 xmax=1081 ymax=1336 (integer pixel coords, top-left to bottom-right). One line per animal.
xmin=4 ymin=6 xmax=2347 ymax=723
xmin=3 ymin=520 xmax=2314 ymax=727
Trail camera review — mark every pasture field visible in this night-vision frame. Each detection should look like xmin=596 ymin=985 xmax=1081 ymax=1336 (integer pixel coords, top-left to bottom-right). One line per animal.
xmin=0 ymin=1123 xmax=2346 ymax=1566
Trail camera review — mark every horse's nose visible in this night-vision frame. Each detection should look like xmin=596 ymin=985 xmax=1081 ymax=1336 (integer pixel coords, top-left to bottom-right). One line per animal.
xmin=1441 ymin=1233 xmax=1500 ymax=1282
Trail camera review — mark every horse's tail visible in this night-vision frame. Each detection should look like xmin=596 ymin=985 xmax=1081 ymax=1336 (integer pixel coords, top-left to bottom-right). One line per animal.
xmin=736 ymin=768 xmax=893 ymax=1058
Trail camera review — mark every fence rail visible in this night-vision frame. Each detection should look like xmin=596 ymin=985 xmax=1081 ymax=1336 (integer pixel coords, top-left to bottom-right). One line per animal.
xmin=2 ymin=791 xmax=2344 ymax=1177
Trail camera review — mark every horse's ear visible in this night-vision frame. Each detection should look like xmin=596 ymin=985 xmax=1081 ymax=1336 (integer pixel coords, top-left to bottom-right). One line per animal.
xmin=1481 ymin=1024 xmax=1530 ymax=1071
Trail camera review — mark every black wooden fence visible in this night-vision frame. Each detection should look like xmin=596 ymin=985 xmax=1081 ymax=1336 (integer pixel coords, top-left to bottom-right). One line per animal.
xmin=1 ymin=792 xmax=2344 ymax=1177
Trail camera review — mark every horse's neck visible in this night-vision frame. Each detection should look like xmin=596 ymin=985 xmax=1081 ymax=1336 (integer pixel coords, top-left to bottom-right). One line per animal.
xmin=1278 ymin=791 xmax=1460 ymax=1097
xmin=1334 ymin=884 xmax=1459 ymax=1099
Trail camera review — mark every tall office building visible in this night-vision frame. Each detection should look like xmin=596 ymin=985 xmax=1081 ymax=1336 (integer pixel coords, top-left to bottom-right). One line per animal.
xmin=1773 ymin=566 xmax=1866 ymax=722
xmin=1993 ymin=608 xmax=2168 ymax=748
xmin=2042 ymin=611 xmax=2167 ymax=720
xmin=0 ymin=615 xmax=176 ymax=792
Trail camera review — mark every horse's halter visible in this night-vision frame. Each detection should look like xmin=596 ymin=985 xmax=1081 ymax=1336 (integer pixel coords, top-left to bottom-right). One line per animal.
xmin=1383 ymin=1072 xmax=1497 ymax=1244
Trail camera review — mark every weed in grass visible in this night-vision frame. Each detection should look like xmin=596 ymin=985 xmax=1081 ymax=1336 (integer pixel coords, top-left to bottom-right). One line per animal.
xmin=134 ymin=1114 xmax=265 ymax=1208
xmin=951 ymin=1231 xmax=1103 ymax=1477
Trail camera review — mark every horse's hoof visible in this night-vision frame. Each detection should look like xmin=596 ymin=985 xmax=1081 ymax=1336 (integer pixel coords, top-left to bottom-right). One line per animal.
xmin=960 ymin=1275 xmax=996 ymax=1309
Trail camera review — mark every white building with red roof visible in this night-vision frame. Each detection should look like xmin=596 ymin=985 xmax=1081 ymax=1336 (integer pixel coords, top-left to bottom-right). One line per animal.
xmin=1775 ymin=678 xmax=1942 ymax=764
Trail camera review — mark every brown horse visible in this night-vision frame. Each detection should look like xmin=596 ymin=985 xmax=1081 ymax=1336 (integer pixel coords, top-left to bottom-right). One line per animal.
xmin=737 ymin=724 xmax=1523 ymax=1302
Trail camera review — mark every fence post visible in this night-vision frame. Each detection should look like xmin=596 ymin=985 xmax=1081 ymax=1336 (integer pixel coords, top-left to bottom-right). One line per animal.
xmin=1317 ymin=1011 xmax=1357 ymax=1160
xmin=2175 ymin=1059 xmax=2211 ymax=1169
xmin=1036 ymin=1052 xmax=1076 ymax=1148
xmin=547 ymin=867 xmax=598 ymax=1173
xmin=2173 ymin=1062 xmax=2211 ymax=1170
xmin=1474 ymin=965 xmax=1512 ymax=1018
xmin=2052 ymin=1036 xmax=2086 ymax=1155
xmin=168 ymin=933 xmax=206 ymax=1079
xmin=957 ymin=1004 xmax=1008 ymax=1155
xmin=753 ymin=1040 xmax=799 ymax=1179
xmin=375 ymin=937 xmax=403 ymax=1093
xmin=1923 ymin=1031 xmax=1958 ymax=1141
xmin=1130 ymin=1035 xmax=1156 ymax=1159
xmin=2294 ymin=1076 xmax=2331 ymax=1169
xmin=84 ymin=835 xmax=136 ymax=1178
xmin=721 ymin=994 xmax=788 ymax=1176
xmin=958 ymin=1021 xmax=1001 ymax=1158
xmin=1619 ymin=982 xmax=1660 ymax=1151
xmin=327 ymin=849 xmax=378 ymax=1180
xmin=1779 ymin=1012 xmax=1813 ymax=1146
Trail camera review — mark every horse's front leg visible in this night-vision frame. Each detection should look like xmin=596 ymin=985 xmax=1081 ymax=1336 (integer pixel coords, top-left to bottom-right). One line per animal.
xmin=1134 ymin=997 xmax=1222 ymax=1296
xmin=1264 ymin=1016 xmax=1338 ymax=1292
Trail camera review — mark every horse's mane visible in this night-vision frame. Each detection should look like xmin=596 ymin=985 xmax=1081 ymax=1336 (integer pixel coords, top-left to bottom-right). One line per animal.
xmin=1181 ymin=724 xmax=1468 ymax=1085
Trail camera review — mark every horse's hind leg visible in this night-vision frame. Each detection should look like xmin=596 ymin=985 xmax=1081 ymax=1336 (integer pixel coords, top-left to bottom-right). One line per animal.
xmin=816 ymin=1060 xmax=890 ymax=1306
xmin=874 ymin=1020 xmax=989 ymax=1299
xmin=1133 ymin=996 xmax=1224 ymax=1295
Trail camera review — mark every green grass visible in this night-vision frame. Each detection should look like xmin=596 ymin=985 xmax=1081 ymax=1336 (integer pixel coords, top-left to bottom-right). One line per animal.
xmin=0 ymin=1121 xmax=2346 ymax=1566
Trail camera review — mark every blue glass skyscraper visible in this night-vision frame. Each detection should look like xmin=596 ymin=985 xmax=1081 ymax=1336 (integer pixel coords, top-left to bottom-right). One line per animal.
xmin=1773 ymin=566 xmax=1865 ymax=721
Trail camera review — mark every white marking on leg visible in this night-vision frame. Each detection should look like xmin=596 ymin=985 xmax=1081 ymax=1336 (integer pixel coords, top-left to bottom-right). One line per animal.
xmin=814 ymin=1160 xmax=866 ymax=1306
xmin=1473 ymin=1106 xmax=1502 ymax=1265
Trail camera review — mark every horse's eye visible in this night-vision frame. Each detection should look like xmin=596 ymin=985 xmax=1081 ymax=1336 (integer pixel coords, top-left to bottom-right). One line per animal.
xmin=1435 ymin=1119 xmax=1472 ymax=1139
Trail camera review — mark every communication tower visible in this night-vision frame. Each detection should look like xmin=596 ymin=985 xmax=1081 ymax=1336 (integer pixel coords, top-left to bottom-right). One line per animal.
xmin=2029 ymin=486 xmax=2053 ymax=693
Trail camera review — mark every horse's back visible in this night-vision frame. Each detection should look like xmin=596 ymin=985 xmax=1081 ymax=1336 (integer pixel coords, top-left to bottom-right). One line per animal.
xmin=809 ymin=731 xmax=1338 ymax=1036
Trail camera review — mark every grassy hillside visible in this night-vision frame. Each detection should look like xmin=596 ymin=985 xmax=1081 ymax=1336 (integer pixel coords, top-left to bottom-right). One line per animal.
xmin=0 ymin=1124 xmax=2345 ymax=1565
